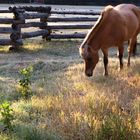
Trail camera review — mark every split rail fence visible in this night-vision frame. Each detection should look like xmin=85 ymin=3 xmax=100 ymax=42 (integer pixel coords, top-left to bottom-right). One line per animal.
xmin=0 ymin=6 xmax=101 ymax=49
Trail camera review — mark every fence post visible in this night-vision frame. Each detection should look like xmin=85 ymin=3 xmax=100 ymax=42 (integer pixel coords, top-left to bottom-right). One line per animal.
xmin=9 ymin=7 xmax=25 ymax=50
xmin=39 ymin=7 xmax=51 ymax=41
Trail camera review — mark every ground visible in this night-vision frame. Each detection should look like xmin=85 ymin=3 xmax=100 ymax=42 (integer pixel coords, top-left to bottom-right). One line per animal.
xmin=0 ymin=39 xmax=139 ymax=139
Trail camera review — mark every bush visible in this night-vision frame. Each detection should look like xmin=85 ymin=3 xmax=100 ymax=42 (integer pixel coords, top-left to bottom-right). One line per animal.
xmin=0 ymin=101 xmax=14 ymax=131
xmin=18 ymin=66 xmax=33 ymax=99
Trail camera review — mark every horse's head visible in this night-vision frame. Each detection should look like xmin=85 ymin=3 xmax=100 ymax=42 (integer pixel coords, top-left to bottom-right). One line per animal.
xmin=79 ymin=44 xmax=99 ymax=77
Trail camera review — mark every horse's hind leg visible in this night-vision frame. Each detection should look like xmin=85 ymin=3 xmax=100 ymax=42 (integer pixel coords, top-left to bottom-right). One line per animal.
xmin=127 ymin=37 xmax=137 ymax=66
xmin=102 ymin=49 xmax=108 ymax=76
xmin=118 ymin=45 xmax=124 ymax=70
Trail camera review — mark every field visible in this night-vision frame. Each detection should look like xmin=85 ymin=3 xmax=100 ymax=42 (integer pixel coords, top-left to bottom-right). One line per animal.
xmin=0 ymin=4 xmax=140 ymax=140
xmin=0 ymin=39 xmax=139 ymax=140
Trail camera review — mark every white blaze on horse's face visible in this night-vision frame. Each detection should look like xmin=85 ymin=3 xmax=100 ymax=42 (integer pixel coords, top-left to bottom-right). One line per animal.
xmin=79 ymin=45 xmax=99 ymax=77
xmin=79 ymin=44 xmax=90 ymax=59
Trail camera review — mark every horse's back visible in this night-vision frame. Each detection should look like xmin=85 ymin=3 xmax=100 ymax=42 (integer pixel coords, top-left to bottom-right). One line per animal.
xmin=102 ymin=4 xmax=140 ymax=42
xmin=115 ymin=4 xmax=140 ymax=39
xmin=114 ymin=4 xmax=140 ymax=23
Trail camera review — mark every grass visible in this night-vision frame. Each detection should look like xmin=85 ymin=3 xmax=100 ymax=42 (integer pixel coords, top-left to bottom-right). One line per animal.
xmin=0 ymin=39 xmax=140 ymax=139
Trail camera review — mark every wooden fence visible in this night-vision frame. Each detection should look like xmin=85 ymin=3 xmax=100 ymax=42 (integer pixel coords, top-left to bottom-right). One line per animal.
xmin=0 ymin=6 xmax=100 ymax=50
xmin=48 ymin=9 xmax=100 ymax=39
xmin=0 ymin=6 xmax=51 ymax=50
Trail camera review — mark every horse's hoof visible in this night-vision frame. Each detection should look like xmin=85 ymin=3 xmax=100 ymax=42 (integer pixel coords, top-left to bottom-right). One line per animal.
xmin=103 ymin=73 xmax=108 ymax=76
xmin=127 ymin=63 xmax=130 ymax=67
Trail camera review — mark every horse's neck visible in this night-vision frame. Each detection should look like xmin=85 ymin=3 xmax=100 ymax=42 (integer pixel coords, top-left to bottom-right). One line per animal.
xmin=87 ymin=27 xmax=103 ymax=51
xmin=87 ymin=7 xmax=113 ymax=51
xmin=86 ymin=14 xmax=106 ymax=51
xmin=83 ymin=6 xmax=113 ymax=51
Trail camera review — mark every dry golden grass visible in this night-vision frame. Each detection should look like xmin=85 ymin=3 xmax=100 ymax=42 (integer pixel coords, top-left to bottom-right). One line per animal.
xmin=0 ymin=40 xmax=140 ymax=139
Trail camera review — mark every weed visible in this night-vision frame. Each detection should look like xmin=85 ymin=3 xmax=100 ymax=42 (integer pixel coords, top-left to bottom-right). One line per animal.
xmin=0 ymin=101 xmax=14 ymax=131
xmin=14 ymin=124 xmax=61 ymax=140
xmin=18 ymin=66 xmax=33 ymax=99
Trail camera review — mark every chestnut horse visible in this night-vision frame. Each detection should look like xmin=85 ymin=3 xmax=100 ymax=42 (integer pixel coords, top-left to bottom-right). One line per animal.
xmin=79 ymin=4 xmax=140 ymax=77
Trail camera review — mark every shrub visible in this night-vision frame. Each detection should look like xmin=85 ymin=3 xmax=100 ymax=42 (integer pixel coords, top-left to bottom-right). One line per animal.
xmin=0 ymin=101 xmax=14 ymax=131
xmin=18 ymin=66 xmax=33 ymax=99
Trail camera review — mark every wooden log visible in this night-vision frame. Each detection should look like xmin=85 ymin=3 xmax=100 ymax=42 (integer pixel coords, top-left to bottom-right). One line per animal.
xmin=13 ymin=13 xmax=25 ymax=21
xmin=0 ymin=18 xmax=24 ymax=24
xmin=48 ymin=24 xmax=93 ymax=30
xmin=12 ymin=24 xmax=21 ymax=30
xmin=39 ymin=7 xmax=51 ymax=39
xmin=47 ymin=17 xmax=98 ymax=22
xmin=22 ymin=6 xmax=51 ymax=12
xmin=0 ymin=18 xmax=13 ymax=24
xmin=9 ymin=7 xmax=25 ymax=13
xmin=23 ymin=13 xmax=49 ymax=19
xmin=22 ymin=30 xmax=49 ymax=39
xmin=0 ymin=39 xmax=22 ymax=46
xmin=48 ymin=33 xmax=86 ymax=39
xmin=19 ymin=22 xmax=47 ymax=28
xmin=9 ymin=7 xmax=25 ymax=20
xmin=44 ymin=29 xmax=51 ymax=40
xmin=0 ymin=10 xmax=12 ymax=13
xmin=0 ymin=27 xmax=13 ymax=34
xmin=10 ymin=7 xmax=25 ymax=49
xmin=9 ymin=39 xmax=23 ymax=50
xmin=11 ymin=6 xmax=51 ymax=12
xmin=39 ymin=14 xmax=48 ymax=29
xmin=51 ymin=10 xmax=101 ymax=15
xmin=10 ymin=32 xmax=21 ymax=41
xmin=14 ymin=39 xmax=23 ymax=46
xmin=0 ymin=39 xmax=12 ymax=45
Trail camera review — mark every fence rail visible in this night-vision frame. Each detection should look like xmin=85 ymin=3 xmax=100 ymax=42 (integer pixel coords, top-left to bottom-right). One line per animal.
xmin=47 ymin=17 xmax=98 ymax=22
xmin=47 ymin=24 xmax=93 ymax=29
xmin=48 ymin=9 xmax=100 ymax=39
xmin=51 ymin=10 xmax=101 ymax=15
xmin=48 ymin=33 xmax=86 ymax=39
xmin=0 ymin=6 xmax=100 ymax=50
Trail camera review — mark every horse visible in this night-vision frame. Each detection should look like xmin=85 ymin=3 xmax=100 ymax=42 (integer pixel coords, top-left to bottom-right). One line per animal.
xmin=79 ymin=4 xmax=140 ymax=77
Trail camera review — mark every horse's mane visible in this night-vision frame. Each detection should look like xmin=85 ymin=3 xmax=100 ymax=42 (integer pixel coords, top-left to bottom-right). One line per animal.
xmin=81 ymin=5 xmax=114 ymax=48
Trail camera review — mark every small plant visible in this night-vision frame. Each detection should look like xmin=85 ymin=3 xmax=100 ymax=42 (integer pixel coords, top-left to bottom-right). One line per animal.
xmin=0 ymin=101 xmax=14 ymax=131
xmin=18 ymin=66 xmax=33 ymax=99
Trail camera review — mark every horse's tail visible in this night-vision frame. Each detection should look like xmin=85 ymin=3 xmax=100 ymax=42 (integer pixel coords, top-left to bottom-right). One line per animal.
xmin=132 ymin=40 xmax=137 ymax=56
xmin=128 ymin=40 xmax=137 ymax=56
xmin=129 ymin=6 xmax=140 ymax=56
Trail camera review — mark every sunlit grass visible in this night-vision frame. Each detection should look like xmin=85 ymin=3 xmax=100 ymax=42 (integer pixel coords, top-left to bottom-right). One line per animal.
xmin=0 ymin=40 xmax=140 ymax=139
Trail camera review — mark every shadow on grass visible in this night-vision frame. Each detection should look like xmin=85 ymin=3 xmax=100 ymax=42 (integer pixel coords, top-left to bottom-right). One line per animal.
xmin=11 ymin=39 xmax=80 ymax=57
xmin=0 ymin=39 xmax=80 ymax=58
xmin=89 ymin=65 xmax=140 ymax=111
xmin=12 ymin=123 xmax=61 ymax=140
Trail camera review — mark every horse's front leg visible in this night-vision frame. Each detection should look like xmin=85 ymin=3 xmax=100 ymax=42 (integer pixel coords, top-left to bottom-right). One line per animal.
xmin=118 ymin=46 xmax=124 ymax=70
xmin=102 ymin=49 xmax=108 ymax=76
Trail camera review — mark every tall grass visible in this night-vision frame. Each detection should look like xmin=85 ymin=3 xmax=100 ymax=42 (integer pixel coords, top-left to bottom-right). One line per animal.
xmin=0 ymin=40 xmax=139 ymax=139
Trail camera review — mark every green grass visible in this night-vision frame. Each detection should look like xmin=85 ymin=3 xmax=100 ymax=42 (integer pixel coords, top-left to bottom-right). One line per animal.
xmin=0 ymin=39 xmax=140 ymax=140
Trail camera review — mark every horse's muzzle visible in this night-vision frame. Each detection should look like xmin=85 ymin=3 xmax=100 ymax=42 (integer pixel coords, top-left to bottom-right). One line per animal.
xmin=85 ymin=72 xmax=93 ymax=77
